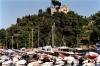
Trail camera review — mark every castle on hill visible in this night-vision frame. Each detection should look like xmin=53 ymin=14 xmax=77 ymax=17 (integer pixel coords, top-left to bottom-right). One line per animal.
xmin=47 ymin=5 xmax=70 ymax=15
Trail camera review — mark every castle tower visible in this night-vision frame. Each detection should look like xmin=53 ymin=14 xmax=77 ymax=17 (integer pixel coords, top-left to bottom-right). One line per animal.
xmin=48 ymin=5 xmax=70 ymax=15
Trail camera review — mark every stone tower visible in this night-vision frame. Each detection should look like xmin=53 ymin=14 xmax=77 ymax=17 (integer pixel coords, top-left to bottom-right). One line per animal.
xmin=48 ymin=5 xmax=70 ymax=15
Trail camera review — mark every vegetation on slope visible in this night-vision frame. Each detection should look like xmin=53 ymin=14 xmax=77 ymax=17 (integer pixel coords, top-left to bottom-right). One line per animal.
xmin=0 ymin=8 xmax=100 ymax=49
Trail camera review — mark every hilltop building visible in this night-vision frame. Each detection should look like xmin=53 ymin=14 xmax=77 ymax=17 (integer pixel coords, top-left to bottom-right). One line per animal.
xmin=47 ymin=5 xmax=70 ymax=15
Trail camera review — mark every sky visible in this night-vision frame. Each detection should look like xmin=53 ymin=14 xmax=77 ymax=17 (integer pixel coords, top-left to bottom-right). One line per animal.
xmin=0 ymin=0 xmax=100 ymax=29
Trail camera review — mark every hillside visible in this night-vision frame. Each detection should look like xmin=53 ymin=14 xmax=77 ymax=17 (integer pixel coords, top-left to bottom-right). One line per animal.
xmin=0 ymin=7 xmax=100 ymax=49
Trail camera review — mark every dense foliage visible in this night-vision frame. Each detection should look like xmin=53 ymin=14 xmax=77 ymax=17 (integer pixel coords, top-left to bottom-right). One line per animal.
xmin=51 ymin=0 xmax=61 ymax=7
xmin=0 ymin=9 xmax=100 ymax=49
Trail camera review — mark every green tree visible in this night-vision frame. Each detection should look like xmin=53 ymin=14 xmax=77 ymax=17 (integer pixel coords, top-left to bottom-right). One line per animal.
xmin=51 ymin=0 xmax=61 ymax=7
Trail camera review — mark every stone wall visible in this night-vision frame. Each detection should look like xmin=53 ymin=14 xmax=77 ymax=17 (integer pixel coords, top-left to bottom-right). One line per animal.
xmin=58 ymin=5 xmax=69 ymax=14
xmin=49 ymin=5 xmax=69 ymax=15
